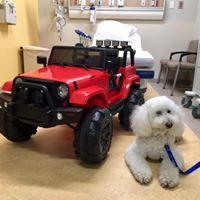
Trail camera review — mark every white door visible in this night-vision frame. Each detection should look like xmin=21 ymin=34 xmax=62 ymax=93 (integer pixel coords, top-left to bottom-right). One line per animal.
xmin=193 ymin=42 xmax=200 ymax=94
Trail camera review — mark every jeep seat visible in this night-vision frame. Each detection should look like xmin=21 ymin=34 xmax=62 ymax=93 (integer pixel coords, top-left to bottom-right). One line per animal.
xmin=105 ymin=49 xmax=121 ymax=74
xmin=104 ymin=49 xmax=124 ymax=91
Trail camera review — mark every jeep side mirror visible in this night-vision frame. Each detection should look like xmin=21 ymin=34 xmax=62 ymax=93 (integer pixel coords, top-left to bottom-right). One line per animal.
xmin=37 ymin=56 xmax=47 ymax=67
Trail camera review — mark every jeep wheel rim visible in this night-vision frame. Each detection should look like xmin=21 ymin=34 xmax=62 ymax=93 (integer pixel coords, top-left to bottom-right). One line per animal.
xmin=100 ymin=120 xmax=112 ymax=154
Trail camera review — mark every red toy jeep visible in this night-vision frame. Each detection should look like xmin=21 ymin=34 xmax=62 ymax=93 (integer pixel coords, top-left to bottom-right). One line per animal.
xmin=0 ymin=44 xmax=144 ymax=163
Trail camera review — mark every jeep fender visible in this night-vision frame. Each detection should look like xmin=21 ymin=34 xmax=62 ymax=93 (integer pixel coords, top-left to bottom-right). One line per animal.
xmin=70 ymin=86 xmax=108 ymax=107
xmin=121 ymin=75 xmax=140 ymax=98
xmin=1 ymin=81 xmax=13 ymax=92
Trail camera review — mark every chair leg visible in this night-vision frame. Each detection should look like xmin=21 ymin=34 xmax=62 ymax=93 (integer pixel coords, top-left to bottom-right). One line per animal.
xmin=163 ymin=67 xmax=169 ymax=89
xmin=157 ymin=65 xmax=163 ymax=84
xmin=170 ymin=64 xmax=181 ymax=96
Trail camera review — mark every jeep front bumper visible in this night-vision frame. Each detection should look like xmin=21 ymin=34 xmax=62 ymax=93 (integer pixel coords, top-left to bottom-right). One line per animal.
xmin=0 ymin=92 xmax=84 ymax=130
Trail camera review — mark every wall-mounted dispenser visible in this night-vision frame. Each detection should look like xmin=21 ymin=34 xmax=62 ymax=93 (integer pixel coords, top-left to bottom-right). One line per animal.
xmin=0 ymin=0 xmax=16 ymax=25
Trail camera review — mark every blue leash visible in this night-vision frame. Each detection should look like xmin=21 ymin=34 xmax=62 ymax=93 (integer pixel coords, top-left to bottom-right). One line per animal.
xmin=165 ymin=144 xmax=200 ymax=175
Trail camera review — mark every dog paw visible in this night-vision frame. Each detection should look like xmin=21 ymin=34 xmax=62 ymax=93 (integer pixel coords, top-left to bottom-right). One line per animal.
xmin=175 ymin=136 xmax=184 ymax=144
xmin=159 ymin=174 xmax=179 ymax=188
xmin=134 ymin=172 xmax=152 ymax=185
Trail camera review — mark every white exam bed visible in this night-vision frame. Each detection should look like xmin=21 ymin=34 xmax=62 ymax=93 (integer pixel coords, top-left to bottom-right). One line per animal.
xmin=92 ymin=21 xmax=155 ymax=69
xmin=126 ymin=50 xmax=154 ymax=69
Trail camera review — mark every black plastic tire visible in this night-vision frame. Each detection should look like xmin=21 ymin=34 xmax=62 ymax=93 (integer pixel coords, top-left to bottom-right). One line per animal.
xmin=2 ymin=116 xmax=37 ymax=142
xmin=74 ymin=107 xmax=113 ymax=164
xmin=181 ymin=96 xmax=192 ymax=108
xmin=119 ymin=89 xmax=144 ymax=130
xmin=192 ymin=107 xmax=200 ymax=119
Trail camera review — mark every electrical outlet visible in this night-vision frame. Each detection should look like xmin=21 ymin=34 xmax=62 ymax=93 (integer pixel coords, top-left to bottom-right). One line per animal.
xmin=117 ymin=0 xmax=124 ymax=7
xmin=141 ymin=0 xmax=146 ymax=7
xmin=151 ymin=0 xmax=158 ymax=7
xmin=178 ymin=1 xmax=184 ymax=9
xmin=109 ymin=0 xmax=115 ymax=7
xmin=78 ymin=0 xmax=82 ymax=5
xmin=151 ymin=0 xmax=155 ymax=6
xmin=169 ymin=1 xmax=175 ymax=9
xmin=90 ymin=0 xmax=95 ymax=4
xmin=98 ymin=0 xmax=103 ymax=6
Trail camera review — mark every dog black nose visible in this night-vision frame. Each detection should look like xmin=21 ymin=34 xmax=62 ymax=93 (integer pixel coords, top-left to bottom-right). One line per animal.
xmin=165 ymin=122 xmax=173 ymax=129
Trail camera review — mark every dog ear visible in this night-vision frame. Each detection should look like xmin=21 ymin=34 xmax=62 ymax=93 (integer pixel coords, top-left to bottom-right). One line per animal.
xmin=130 ymin=104 xmax=152 ymax=137
xmin=170 ymin=106 xmax=185 ymax=137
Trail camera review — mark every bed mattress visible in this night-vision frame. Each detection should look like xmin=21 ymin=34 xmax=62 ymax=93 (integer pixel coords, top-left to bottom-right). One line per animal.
xmin=120 ymin=50 xmax=154 ymax=69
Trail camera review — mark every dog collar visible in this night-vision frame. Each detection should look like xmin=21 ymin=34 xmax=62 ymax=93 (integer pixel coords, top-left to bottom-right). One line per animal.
xmin=165 ymin=144 xmax=200 ymax=175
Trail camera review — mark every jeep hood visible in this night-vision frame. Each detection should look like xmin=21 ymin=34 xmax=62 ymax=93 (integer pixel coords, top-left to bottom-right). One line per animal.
xmin=20 ymin=65 xmax=103 ymax=84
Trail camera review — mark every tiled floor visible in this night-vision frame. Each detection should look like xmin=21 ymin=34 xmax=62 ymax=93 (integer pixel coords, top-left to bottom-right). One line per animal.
xmin=148 ymin=79 xmax=200 ymax=138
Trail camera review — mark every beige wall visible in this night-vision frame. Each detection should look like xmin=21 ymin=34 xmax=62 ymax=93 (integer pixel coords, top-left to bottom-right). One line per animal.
xmin=39 ymin=0 xmax=199 ymax=77
xmin=0 ymin=0 xmax=39 ymax=85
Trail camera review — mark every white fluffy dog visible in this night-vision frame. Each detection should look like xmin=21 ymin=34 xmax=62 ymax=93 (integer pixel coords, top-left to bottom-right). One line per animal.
xmin=125 ymin=96 xmax=184 ymax=188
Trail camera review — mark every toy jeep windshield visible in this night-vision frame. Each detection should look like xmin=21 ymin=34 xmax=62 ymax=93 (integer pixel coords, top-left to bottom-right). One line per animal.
xmin=48 ymin=46 xmax=106 ymax=69
xmin=0 ymin=44 xmax=144 ymax=164
xmin=41 ymin=45 xmax=135 ymax=70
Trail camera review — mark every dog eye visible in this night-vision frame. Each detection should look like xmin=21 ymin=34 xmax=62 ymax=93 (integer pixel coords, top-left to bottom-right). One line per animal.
xmin=167 ymin=110 xmax=171 ymax=114
xmin=156 ymin=111 xmax=162 ymax=115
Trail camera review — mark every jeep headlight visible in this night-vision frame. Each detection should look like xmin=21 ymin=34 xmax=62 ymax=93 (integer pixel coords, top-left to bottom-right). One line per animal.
xmin=57 ymin=84 xmax=68 ymax=99
xmin=15 ymin=77 xmax=23 ymax=85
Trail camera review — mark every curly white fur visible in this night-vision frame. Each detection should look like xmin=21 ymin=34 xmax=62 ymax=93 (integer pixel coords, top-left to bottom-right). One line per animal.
xmin=125 ymin=96 xmax=185 ymax=188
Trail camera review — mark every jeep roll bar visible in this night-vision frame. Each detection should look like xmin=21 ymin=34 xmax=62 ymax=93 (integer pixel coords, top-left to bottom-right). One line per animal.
xmin=121 ymin=46 xmax=136 ymax=67
xmin=96 ymin=40 xmax=136 ymax=67
xmin=37 ymin=44 xmax=136 ymax=71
